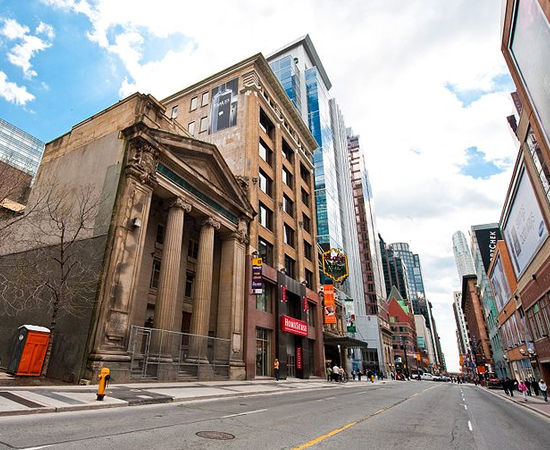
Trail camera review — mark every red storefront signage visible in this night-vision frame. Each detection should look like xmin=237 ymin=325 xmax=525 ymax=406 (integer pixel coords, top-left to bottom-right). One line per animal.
xmin=281 ymin=285 xmax=287 ymax=302
xmin=296 ymin=347 xmax=302 ymax=370
xmin=281 ymin=315 xmax=308 ymax=337
xmin=303 ymin=296 xmax=309 ymax=312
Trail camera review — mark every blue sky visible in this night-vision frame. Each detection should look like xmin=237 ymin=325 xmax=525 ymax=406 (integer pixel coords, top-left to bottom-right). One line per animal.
xmin=0 ymin=0 xmax=520 ymax=372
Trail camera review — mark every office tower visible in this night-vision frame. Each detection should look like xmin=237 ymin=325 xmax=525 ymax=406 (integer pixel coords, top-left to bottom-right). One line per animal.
xmin=348 ymin=131 xmax=392 ymax=373
xmin=379 ymin=235 xmax=411 ymax=302
xmin=470 ymin=224 xmax=507 ymax=378
xmin=453 ymin=291 xmax=470 ymax=359
xmin=452 ymin=230 xmax=476 ymax=279
xmin=267 ymin=36 xmax=379 ymax=373
xmin=0 ymin=117 xmax=44 ymax=177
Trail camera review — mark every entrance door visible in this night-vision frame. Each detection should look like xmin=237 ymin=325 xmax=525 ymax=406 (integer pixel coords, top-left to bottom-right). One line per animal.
xmin=287 ymin=353 xmax=296 ymax=378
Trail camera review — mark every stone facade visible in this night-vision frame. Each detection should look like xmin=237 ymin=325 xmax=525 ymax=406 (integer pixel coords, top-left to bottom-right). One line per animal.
xmin=163 ymin=54 xmax=324 ymax=379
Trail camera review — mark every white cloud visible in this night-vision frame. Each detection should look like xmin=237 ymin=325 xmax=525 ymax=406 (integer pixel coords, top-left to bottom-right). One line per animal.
xmin=41 ymin=0 xmax=519 ymax=372
xmin=1 ymin=17 xmax=54 ymax=79
xmin=0 ymin=71 xmax=35 ymax=105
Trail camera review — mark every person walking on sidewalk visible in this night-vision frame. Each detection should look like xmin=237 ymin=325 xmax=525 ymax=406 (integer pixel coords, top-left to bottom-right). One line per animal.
xmin=532 ymin=378 xmax=540 ymax=397
xmin=540 ymin=379 xmax=548 ymax=402
xmin=518 ymin=380 xmax=528 ymax=401
xmin=273 ymin=358 xmax=280 ymax=381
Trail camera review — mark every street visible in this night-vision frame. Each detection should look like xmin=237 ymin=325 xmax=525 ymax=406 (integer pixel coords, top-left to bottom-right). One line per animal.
xmin=0 ymin=381 xmax=549 ymax=449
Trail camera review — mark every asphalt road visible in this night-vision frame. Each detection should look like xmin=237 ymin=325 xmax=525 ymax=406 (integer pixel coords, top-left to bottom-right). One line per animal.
xmin=0 ymin=381 xmax=548 ymax=449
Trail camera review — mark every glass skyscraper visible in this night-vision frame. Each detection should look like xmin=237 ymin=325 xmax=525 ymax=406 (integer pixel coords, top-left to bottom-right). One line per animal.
xmin=0 ymin=117 xmax=45 ymax=177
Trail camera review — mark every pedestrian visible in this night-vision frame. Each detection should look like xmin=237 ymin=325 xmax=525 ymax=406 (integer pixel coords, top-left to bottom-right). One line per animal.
xmin=326 ymin=365 xmax=332 ymax=382
xmin=502 ymin=379 xmax=509 ymax=395
xmin=540 ymin=379 xmax=548 ymax=402
xmin=339 ymin=366 xmax=345 ymax=382
xmin=332 ymin=364 xmax=340 ymax=382
xmin=525 ymin=379 xmax=532 ymax=396
xmin=506 ymin=378 xmax=514 ymax=397
xmin=273 ymin=358 xmax=280 ymax=381
xmin=518 ymin=380 xmax=528 ymax=401
xmin=357 ymin=370 xmax=362 ymax=381
xmin=532 ymin=378 xmax=540 ymax=397
xmin=351 ymin=369 xmax=356 ymax=381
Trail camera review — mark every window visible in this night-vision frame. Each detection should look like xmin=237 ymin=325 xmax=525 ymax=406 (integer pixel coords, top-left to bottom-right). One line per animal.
xmin=282 ymin=167 xmax=293 ymax=187
xmin=256 ymin=283 xmax=273 ymax=313
xmin=258 ymin=237 xmax=274 ymax=266
xmin=150 ymin=260 xmax=161 ymax=289
xmin=283 ymin=194 xmax=294 ymax=217
xmin=188 ymin=239 xmax=199 ymax=259
xmin=156 ymin=224 xmax=165 ymax=244
xmin=305 ymin=269 xmax=313 ymax=288
xmin=171 ymin=105 xmax=179 ymax=119
xmin=190 ymin=97 xmax=198 ymax=111
xmin=259 ymin=169 xmax=273 ymax=197
xmin=259 ymin=203 xmax=273 ymax=231
xmin=199 ymin=116 xmax=208 ymax=133
xmin=300 ymin=163 xmax=311 ymax=184
xmin=284 ymin=254 xmax=295 ymax=278
xmin=259 ymin=139 xmax=273 ymax=165
xmin=304 ymin=240 xmax=313 ymax=261
xmin=282 ymin=139 xmax=294 ymax=163
xmin=188 ymin=121 xmax=196 ymax=136
xmin=201 ymin=92 xmax=209 ymax=106
xmin=184 ymin=272 xmax=195 ymax=298
xmin=301 ymin=188 xmax=310 ymax=208
xmin=308 ymin=302 xmax=316 ymax=326
xmin=259 ymin=108 xmax=275 ymax=140
xmin=284 ymin=224 xmax=295 ymax=247
xmin=302 ymin=213 xmax=311 ymax=233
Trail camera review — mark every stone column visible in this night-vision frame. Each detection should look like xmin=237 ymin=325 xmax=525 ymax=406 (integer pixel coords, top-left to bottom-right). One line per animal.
xmin=189 ymin=217 xmax=220 ymax=361
xmin=153 ymin=197 xmax=191 ymax=358
xmin=216 ymin=223 xmax=248 ymax=377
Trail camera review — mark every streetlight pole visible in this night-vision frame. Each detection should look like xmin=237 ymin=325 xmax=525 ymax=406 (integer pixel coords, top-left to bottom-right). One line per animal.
xmin=401 ymin=336 xmax=409 ymax=379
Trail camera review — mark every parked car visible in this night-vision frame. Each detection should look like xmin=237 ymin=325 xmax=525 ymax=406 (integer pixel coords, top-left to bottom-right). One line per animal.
xmin=421 ymin=373 xmax=436 ymax=381
xmin=486 ymin=372 xmax=503 ymax=389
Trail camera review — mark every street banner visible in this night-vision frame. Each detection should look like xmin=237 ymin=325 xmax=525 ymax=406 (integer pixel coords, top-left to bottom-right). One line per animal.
xmin=281 ymin=285 xmax=287 ymax=303
xmin=251 ymin=257 xmax=263 ymax=295
xmin=323 ymin=284 xmax=336 ymax=324
xmin=345 ymin=298 xmax=356 ymax=333
xmin=303 ymin=296 xmax=309 ymax=312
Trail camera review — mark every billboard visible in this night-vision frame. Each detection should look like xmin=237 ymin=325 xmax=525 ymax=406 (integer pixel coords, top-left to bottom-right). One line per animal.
xmin=503 ymin=167 xmax=548 ymax=277
xmin=473 ymin=226 xmax=501 ymax=273
xmin=490 ymin=254 xmax=512 ymax=312
xmin=209 ymin=77 xmax=238 ymax=134
xmin=510 ymin=0 xmax=550 ymax=145
xmin=344 ymin=298 xmax=356 ymax=333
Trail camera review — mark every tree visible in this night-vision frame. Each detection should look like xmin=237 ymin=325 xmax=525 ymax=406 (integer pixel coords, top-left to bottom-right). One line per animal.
xmin=0 ymin=182 xmax=107 ymax=377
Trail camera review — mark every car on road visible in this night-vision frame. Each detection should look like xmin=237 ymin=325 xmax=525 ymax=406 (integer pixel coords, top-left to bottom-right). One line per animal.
xmin=485 ymin=372 xmax=503 ymax=389
xmin=421 ymin=373 xmax=436 ymax=381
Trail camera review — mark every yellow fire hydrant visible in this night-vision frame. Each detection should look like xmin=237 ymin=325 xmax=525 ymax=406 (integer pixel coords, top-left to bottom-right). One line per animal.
xmin=96 ymin=368 xmax=110 ymax=401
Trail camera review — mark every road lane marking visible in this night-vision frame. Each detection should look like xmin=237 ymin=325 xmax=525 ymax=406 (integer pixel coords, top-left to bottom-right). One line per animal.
xmin=22 ymin=447 xmax=52 ymax=450
xmin=290 ymin=421 xmax=358 ymax=449
xmin=463 ymin=404 xmax=468 ymax=410
xmin=468 ymin=420 xmax=473 ymax=431
xmin=222 ymin=408 xmax=267 ymax=418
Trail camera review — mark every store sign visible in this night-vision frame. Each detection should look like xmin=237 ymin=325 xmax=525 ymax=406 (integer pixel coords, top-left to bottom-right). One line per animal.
xmin=296 ymin=347 xmax=302 ymax=370
xmin=322 ymin=248 xmax=349 ymax=282
xmin=281 ymin=285 xmax=287 ymax=303
xmin=303 ymin=296 xmax=309 ymax=312
xmin=323 ymin=284 xmax=336 ymax=324
xmin=281 ymin=315 xmax=308 ymax=337
xmin=251 ymin=257 xmax=263 ymax=295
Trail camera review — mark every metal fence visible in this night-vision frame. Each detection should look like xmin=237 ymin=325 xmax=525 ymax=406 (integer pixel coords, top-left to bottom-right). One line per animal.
xmin=128 ymin=326 xmax=231 ymax=381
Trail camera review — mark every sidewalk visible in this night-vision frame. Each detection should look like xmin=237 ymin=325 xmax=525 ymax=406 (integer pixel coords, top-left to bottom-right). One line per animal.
xmin=483 ymin=386 xmax=550 ymax=419
xmin=0 ymin=373 xmax=388 ymax=417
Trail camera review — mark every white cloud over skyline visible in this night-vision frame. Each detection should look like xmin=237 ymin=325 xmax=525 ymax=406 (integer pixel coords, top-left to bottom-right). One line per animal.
xmin=8 ymin=0 xmax=520 ymax=371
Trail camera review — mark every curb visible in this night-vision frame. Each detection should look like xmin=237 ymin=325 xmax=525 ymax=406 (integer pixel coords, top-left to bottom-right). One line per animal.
xmin=482 ymin=386 xmax=550 ymax=420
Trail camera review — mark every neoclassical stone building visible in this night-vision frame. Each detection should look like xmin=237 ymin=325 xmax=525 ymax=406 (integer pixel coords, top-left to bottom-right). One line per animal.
xmin=163 ymin=53 xmax=324 ymax=380
xmin=0 ymin=93 xmax=255 ymax=383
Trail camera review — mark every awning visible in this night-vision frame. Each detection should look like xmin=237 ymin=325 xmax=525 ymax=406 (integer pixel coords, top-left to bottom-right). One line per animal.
xmin=323 ymin=335 xmax=369 ymax=349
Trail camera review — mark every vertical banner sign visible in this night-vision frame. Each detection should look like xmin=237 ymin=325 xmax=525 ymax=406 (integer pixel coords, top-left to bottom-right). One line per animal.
xmin=251 ymin=257 xmax=263 ymax=295
xmin=303 ymin=296 xmax=309 ymax=313
xmin=296 ymin=347 xmax=302 ymax=370
xmin=323 ymin=284 xmax=336 ymax=324
xmin=345 ymin=298 xmax=356 ymax=333
xmin=281 ymin=285 xmax=287 ymax=303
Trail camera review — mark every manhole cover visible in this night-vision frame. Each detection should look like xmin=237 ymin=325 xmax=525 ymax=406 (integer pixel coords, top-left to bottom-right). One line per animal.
xmin=196 ymin=431 xmax=235 ymax=440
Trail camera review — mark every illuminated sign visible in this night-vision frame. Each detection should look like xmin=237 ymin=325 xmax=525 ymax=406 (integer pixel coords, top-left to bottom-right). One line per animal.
xmin=322 ymin=248 xmax=349 ymax=282
xmin=281 ymin=315 xmax=308 ymax=337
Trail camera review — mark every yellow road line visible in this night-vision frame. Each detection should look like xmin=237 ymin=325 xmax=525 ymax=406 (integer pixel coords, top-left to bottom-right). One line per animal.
xmin=290 ymin=421 xmax=358 ymax=450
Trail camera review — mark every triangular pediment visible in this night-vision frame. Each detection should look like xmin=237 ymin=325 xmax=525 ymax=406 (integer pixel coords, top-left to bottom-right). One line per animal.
xmin=148 ymin=128 xmax=254 ymax=220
